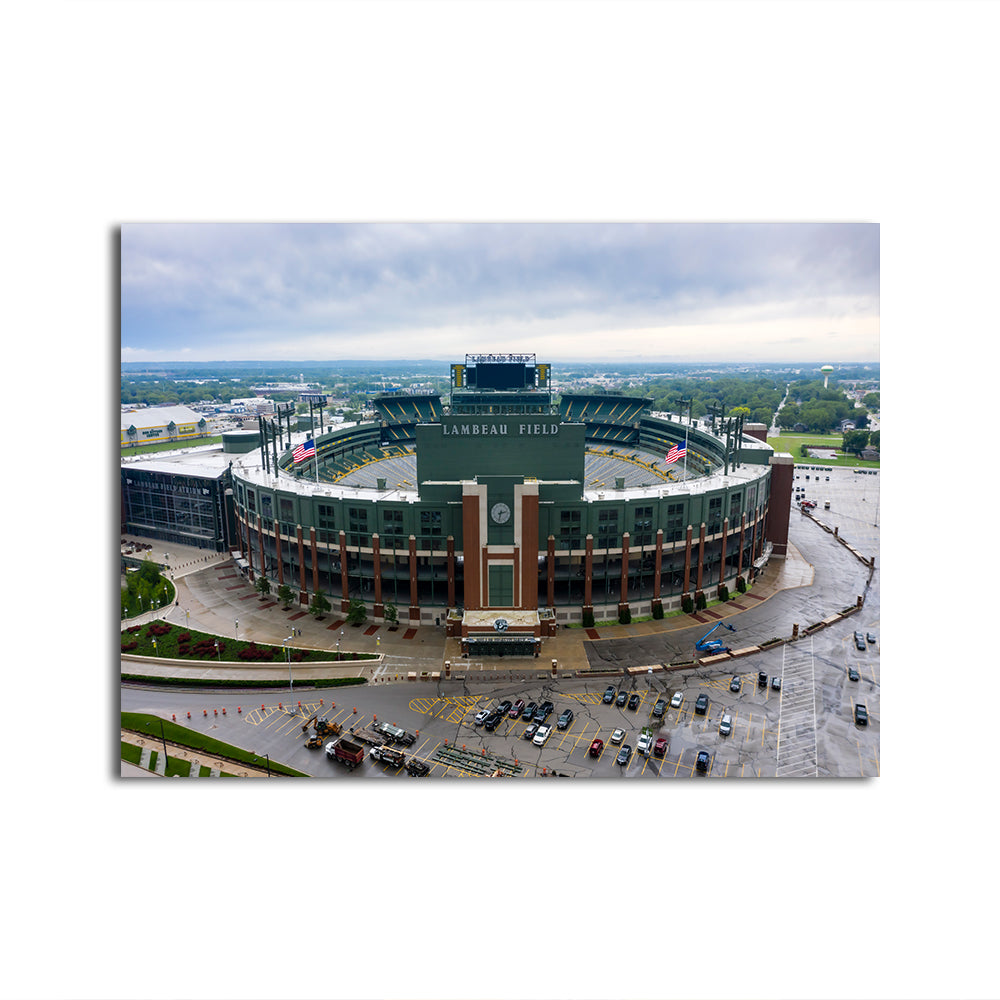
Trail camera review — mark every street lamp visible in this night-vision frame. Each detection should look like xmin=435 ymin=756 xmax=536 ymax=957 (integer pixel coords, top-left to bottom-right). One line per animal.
xmin=215 ymin=639 xmax=221 ymax=662
xmin=254 ymin=753 xmax=271 ymax=777
xmin=235 ymin=619 xmax=239 ymax=641
xmin=338 ymin=629 xmax=344 ymax=661
xmin=284 ymin=633 xmax=295 ymax=692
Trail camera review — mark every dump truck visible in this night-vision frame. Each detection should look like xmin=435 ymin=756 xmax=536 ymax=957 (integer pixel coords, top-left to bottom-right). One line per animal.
xmin=325 ymin=737 xmax=366 ymax=769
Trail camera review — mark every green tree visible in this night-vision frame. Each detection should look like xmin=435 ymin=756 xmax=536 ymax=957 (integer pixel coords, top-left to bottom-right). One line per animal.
xmin=383 ymin=601 xmax=398 ymax=625
xmin=842 ymin=429 xmax=870 ymax=456
xmin=255 ymin=576 xmax=272 ymax=599
xmin=347 ymin=598 xmax=368 ymax=626
xmin=277 ymin=584 xmax=295 ymax=609
xmin=309 ymin=591 xmax=331 ymax=618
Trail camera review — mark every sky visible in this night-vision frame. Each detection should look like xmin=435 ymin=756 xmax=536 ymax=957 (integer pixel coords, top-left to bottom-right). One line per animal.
xmin=120 ymin=222 xmax=879 ymax=365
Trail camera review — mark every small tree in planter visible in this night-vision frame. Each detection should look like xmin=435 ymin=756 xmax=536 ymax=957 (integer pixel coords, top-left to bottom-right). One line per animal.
xmin=695 ymin=591 xmax=706 ymax=610
xmin=309 ymin=590 xmax=331 ymax=619
xmin=347 ymin=598 xmax=368 ymax=626
xmin=383 ymin=601 xmax=398 ymax=630
xmin=255 ymin=576 xmax=272 ymax=601
xmin=651 ymin=600 xmax=664 ymax=620
xmin=618 ymin=605 xmax=632 ymax=625
xmin=681 ymin=594 xmax=694 ymax=615
xmin=582 ymin=608 xmax=595 ymax=629
xmin=718 ymin=584 xmax=730 ymax=602
xmin=736 ymin=575 xmax=746 ymax=594
xmin=277 ymin=584 xmax=295 ymax=610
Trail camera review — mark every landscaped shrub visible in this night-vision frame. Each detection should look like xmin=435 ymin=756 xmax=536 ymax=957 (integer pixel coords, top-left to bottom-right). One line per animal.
xmin=718 ymin=584 xmax=729 ymax=602
xmin=651 ymin=601 xmax=664 ymax=620
xmin=736 ymin=575 xmax=746 ymax=594
xmin=121 ymin=640 xmax=138 ymax=652
xmin=681 ymin=595 xmax=694 ymax=614
xmin=582 ymin=608 xmax=595 ymax=628
xmin=618 ymin=606 xmax=632 ymax=625
xmin=695 ymin=591 xmax=706 ymax=610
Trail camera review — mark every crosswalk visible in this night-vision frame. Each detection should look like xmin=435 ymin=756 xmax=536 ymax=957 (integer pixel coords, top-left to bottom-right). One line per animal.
xmin=775 ymin=637 xmax=819 ymax=776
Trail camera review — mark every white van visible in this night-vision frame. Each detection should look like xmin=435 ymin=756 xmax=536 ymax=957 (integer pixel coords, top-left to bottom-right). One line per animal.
xmin=719 ymin=713 xmax=733 ymax=737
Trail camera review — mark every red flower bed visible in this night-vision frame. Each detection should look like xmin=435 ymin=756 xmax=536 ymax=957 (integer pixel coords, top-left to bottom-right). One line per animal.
xmin=121 ymin=640 xmax=138 ymax=652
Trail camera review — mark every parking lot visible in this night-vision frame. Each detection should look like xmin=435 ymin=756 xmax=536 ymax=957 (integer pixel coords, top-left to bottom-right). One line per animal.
xmin=122 ymin=463 xmax=879 ymax=778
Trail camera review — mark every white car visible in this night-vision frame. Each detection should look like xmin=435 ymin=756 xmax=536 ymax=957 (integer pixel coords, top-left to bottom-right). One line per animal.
xmin=637 ymin=730 xmax=653 ymax=755
xmin=670 ymin=692 xmax=684 ymax=709
xmin=532 ymin=724 xmax=552 ymax=746
xmin=719 ymin=714 xmax=733 ymax=737
xmin=610 ymin=728 xmax=626 ymax=745
xmin=474 ymin=709 xmax=490 ymax=725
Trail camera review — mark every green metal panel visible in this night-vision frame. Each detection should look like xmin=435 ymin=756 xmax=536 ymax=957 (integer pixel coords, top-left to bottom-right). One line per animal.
xmin=488 ymin=564 xmax=514 ymax=608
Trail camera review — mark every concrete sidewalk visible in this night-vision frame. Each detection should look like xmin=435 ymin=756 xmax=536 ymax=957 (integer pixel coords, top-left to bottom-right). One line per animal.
xmin=121 ymin=532 xmax=813 ymax=683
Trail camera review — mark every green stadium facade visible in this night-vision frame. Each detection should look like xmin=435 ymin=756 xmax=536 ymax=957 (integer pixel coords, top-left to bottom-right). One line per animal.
xmin=224 ymin=355 xmax=792 ymax=653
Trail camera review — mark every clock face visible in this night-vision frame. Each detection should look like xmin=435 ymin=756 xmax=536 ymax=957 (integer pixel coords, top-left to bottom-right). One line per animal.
xmin=491 ymin=501 xmax=511 ymax=524
xmin=494 ymin=618 xmax=509 ymax=632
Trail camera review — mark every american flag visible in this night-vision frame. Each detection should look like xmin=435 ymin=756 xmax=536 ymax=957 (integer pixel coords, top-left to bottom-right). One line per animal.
xmin=665 ymin=443 xmax=687 ymax=465
xmin=293 ymin=438 xmax=316 ymax=463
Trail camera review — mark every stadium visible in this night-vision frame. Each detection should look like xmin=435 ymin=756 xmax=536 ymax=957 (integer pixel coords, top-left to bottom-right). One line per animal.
xmin=220 ymin=354 xmax=793 ymax=656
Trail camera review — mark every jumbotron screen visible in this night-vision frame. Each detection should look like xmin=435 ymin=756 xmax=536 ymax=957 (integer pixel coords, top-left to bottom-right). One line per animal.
xmin=471 ymin=362 xmax=530 ymax=390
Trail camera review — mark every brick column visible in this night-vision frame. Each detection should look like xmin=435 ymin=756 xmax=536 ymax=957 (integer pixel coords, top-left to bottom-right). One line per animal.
xmin=257 ymin=522 xmax=266 ymax=584
xmin=461 ymin=489 xmax=482 ymax=610
xmin=583 ymin=533 xmax=594 ymax=614
xmin=696 ymin=522 xmax=706 ymax=593
xmin=683 ymin=524 xmax=693 ymax=595
xmin=719 ymin=517 xmax=729 ymax=588
xmin=766 ymin=454 xmax=794 ymax=556
xmin=653 ymin=528 xmax=663 ymax=607
xmin=297 ymin=526 xmax=307 ymax=603
xmin=736 ymin=514 xmax=746 ymax=582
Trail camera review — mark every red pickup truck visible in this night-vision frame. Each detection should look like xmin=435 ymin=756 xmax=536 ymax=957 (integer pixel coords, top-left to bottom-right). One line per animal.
xmin=589 ymin=738 xmax=604 ymax=758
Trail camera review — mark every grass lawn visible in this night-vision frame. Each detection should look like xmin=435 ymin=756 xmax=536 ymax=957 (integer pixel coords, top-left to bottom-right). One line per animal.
xmin=122 ymin=712 xmax=308 ymax=776
xmin=767 ymin=432 xmax=879 ymax=469
xmin=120 ymin=619 xmax=374 ymax=664
xmin=121 ymin=436 xmax=222 ymax=458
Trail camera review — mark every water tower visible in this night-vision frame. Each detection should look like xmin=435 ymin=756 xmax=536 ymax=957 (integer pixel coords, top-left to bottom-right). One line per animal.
xmin=820 ymin=364 xmax=834 ymax=388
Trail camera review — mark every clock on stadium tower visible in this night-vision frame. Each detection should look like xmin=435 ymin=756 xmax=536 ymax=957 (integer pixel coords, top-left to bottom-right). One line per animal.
xmin=493 ymin=618 xmax=509 ymax=632
xmin=490 ymin=501 xmax=511 ymax=524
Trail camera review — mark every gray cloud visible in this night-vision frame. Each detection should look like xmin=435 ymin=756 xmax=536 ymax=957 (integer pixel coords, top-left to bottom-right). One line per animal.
xmin=121 ymin=222 xmax=879 ymax=361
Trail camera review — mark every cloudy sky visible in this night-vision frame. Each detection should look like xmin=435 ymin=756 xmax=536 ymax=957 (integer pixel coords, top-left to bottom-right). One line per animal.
xmin=121 ymin=222 xmax=878 ymax=364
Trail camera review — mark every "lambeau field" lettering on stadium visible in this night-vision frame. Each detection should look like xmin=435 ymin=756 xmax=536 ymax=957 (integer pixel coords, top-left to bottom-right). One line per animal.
xmin=441 ymin=423 xmax=559 ymax=436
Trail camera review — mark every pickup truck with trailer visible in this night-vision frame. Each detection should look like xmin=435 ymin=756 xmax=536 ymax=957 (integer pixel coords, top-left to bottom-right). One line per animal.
xmin=350 ymin=724 xmax=389 ymax=746
xmin=325 ymin=737 xmax=366 ymax=769
xmin=637 ymin=727 xmax=654 ymax=755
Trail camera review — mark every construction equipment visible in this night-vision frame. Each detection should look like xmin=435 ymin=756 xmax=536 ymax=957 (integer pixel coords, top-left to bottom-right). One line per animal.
xmin=695 ymin=622 xmax=736 ymax=654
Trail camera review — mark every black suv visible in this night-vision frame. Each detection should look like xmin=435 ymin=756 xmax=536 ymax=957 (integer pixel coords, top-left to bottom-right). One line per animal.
xmin=484 ymin=711 xmax=503 ymax=731
xmin=854 ymin=704 xmax=868 ymax=726
xmin=696 ymin=750 xmax=711 ymax=773
xmin=406 ymin=759 xmax=430 ymax=776
xmin=557 ymin=709 xmax=574 ymax=729
xmin=603 ymin=686 xmax=616 ymax=704
xmin=628 ymin=693 xmax=641 ymax=711
xmin=496 ymin=700 xmax=513 ymax=716
xmin=533 ymin=701 xmax=554 ymax=723
xmin=522 ymin=701 xmax=538 ymax=720
xmin=694 ymin=693 xmax=709 ymax=715
xmin=652 ymin=699 xmax=667 ymax=718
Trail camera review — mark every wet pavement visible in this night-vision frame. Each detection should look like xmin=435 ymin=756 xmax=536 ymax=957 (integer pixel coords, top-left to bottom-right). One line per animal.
xmin=121 ymin=466 xmax=879 ymax=778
